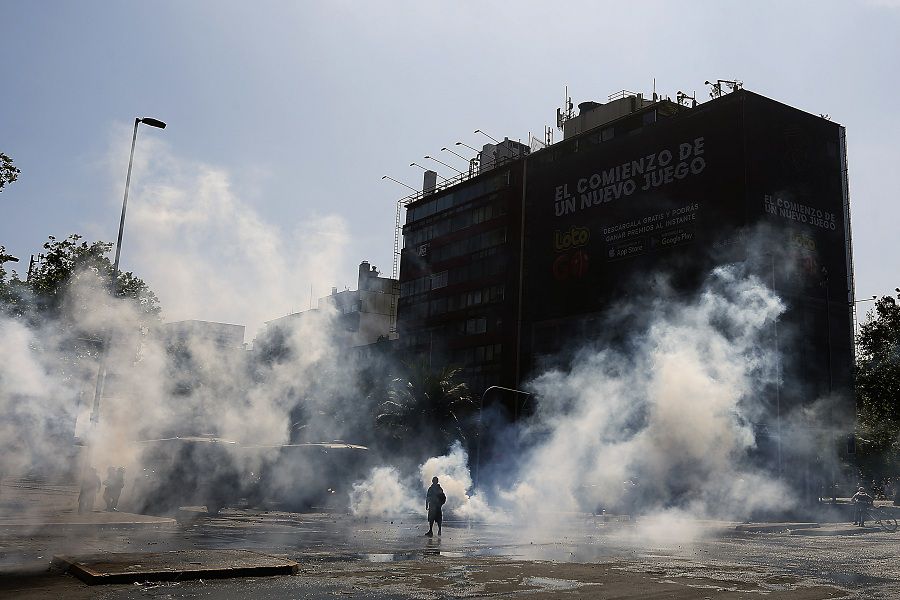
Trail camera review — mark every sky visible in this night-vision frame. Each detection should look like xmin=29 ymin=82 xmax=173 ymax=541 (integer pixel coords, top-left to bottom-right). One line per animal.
xmin=2 ymin=0 xmax=898 ymax=338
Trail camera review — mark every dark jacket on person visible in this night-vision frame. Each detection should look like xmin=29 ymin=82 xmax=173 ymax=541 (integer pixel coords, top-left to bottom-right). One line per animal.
xmin=426 ymin=483 xmax=446 ymax=520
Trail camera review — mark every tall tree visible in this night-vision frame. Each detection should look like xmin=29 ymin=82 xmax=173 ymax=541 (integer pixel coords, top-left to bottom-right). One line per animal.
xmin=1 ymin=234 xmax=162 ymax=386
xmin=1 ymin=234 xmax=160 ymax=321
xmin=376 ymin=361 xmax=475 ymax=458
xmin=855 ymin=289 xmax=900 ymax=478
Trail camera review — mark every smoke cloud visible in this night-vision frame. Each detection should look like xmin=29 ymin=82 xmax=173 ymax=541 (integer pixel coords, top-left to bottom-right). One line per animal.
xmin=350 ymin=264 xmax=800 ymax=541
xmin=2 ymin=130 xmax=833 ymax=545
xmin=0 ymin=131 xmax=372 ymax=519
xmin=102 ymin=122 xmax=350 ymax=339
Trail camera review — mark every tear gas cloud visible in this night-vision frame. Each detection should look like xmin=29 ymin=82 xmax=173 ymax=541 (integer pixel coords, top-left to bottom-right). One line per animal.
xmin=103 ymin=125 xmax=350 ymax=337
xmin=0 ymin=133 xmax=368 ymax=517
xmin=1 ymin=131 xmax=827 ymax=535
xmin=350 ymin=264 xmax=804 ymax=537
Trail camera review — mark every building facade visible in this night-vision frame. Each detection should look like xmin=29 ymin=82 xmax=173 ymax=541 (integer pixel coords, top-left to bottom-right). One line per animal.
xmin=397 ymin=160 xmax=525 ymax=398
xmin=396 ymin=88 xmax=856 ymax=430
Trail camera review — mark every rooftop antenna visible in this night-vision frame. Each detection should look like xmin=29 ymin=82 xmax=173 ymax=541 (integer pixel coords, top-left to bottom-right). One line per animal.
xmin=652 ymin=77 xmax=657 ymax=101
xmin=556 ymin=85 xmax=574 ymax=131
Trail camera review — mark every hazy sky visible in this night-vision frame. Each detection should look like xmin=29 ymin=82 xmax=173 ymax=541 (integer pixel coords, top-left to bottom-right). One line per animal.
xmin=2 ymin=1 xmax=898 ymax=337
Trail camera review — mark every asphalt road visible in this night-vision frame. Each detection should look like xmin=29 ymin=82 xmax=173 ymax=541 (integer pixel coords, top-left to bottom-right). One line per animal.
xmin=2 ymin=508 xmax=898 ymax=598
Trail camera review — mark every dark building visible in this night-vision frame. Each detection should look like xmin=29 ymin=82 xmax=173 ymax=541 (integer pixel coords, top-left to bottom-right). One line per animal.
xmin=397 ymin=143 xmax=528 ymax=402
xmin=395 ymin=88 xmax=855 ymax=433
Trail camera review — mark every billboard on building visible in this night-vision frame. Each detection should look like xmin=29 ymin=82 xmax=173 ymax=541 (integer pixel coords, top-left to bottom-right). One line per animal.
xmin=523 ymin=93 xmax=747 ymax=322
xmin=522 ymin=90 xmax=854 ymax=415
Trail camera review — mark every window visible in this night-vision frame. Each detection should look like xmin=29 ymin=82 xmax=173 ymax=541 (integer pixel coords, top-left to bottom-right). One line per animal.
xmin=463 ymin=317 xmax=487 ymax=335
xmin=405 ymin=173 xmax=508 ymax=224
xmin=431 ymin=271 xmax=448 ymax=289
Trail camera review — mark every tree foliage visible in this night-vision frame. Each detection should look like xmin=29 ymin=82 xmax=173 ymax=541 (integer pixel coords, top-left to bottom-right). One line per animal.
xmin=375 ymin=360 xmax=476 ymax=458
xmin=0 ymin=152 xmax=19 ymax=193
xmin=855 ymin=289 xmax=900 ymax=476
xmin=0 ymin=234 xmax=161 ymax=321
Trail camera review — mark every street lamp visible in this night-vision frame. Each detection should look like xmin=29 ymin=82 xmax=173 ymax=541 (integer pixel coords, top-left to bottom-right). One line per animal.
xmin=111 ymin=117 xmax=166 ymax=274
xmin=440 ymin=147 xmax=470 ymax=162
xmin=381 ymin=175 xmax=418 ymax=193
xmin=474 ymin=386 xmax=532 ymax=491
xmin=90 ymin=116 xmax=166 ymax=427
xmin=455 ymin=141 xmax=480 ymax=153
xmin=452 ymin=143 xmax=481 ymax=176
xmin=410 ymin=162 xmax=447 ymax=181
xmin=424 ymin=155 xmax=464 ymax=175
xmin=474 ymin=129 xmax=500 ymax=144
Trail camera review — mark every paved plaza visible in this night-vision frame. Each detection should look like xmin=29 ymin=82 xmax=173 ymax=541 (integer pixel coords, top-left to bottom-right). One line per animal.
xmin=1 ymin=494 xmax=899 ymax=599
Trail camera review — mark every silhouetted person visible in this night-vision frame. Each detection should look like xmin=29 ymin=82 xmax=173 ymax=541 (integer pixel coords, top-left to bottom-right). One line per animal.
xmin=852 ymin=486 xmax=873 ymax=526
xmin=78 ymin=467 xmax=101 ymax=514
xmin=103 ymin=467 xmax=126 ymax=511
xmin=102 ymin=467 xmax=115 ymax=510
xmin=425 ymin=476 xmax=446 ymax=537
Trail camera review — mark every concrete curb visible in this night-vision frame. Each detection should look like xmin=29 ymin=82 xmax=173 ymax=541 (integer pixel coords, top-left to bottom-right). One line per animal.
xmin=791 ymin=526 xmax=882 ymax=536
xmin=735 ymin=522 xmax=893 ymax=536
xmin=0 ymin=512 xmax=176 ymax=531
xmin=52 ymin=549 xmax=299 ymax=585
xmin=735 ymin=522 xmax=819 ymax=533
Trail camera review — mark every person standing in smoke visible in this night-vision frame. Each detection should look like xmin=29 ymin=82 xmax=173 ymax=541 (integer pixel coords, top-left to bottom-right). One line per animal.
xmin=78 ymin=467 xmax=101 ymax=514
xmin=852 ymin=486 xmax=874 ymax=527
xmin=103 ymin=467 xmax=126 ymax=511
xmin=102 ymin=467 xmax=115 ymax=510
xmin=425 ymin=477 xmax=446 ymax=537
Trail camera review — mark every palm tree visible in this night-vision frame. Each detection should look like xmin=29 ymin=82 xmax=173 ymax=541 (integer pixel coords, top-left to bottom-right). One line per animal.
xmin=375 ymin=361 xmax=475 ymax=456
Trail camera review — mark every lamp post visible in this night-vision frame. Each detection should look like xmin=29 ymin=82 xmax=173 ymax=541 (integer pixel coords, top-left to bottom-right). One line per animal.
xmin=455 ymin=141 xmax=480 ymax=153
xmin=453 ymin=143 xmax=482 ymax=176
xmin=424 ymin=155 xmax=464 ymax=175
xmin=410 ymin=161 xmax=448 ymax=182
xmin=381 ymin=175 xmax=418 ymax=193
xmin=440 ymin=147 xmax=470 ymax=163
xmin=473 ymin=385 xmax=532 ymax=491
xmin=474 ymin=129 xmax=500 ymax=144
xmin=89 ymin=116 xmax=166 ymax=427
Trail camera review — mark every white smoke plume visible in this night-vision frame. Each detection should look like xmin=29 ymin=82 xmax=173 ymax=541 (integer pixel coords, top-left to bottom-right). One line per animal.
xmin=0 ymin=130 xmax=371 ymax=518
xmin=2 ymin=127 xmax=822 ymax=545
xmin=102 ymin=122 xmax=350 ymax=339
xmin=350 ymin=441 xmax=501 ymax=521
xmin=349 ymin=466 xmax=421 ymax=517
xmin=507 ymin=265 xmax=788 ymax=522
xmin=351 ymin=265 xmax=794 ymax=538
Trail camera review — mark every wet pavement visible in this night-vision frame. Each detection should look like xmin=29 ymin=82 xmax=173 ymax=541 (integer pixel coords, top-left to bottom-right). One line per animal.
xmin=1 ymin=508 xmax=899 ymax=598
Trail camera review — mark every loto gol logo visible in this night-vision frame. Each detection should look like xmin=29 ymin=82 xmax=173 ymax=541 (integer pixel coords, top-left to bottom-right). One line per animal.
xmin=554 ymin=226 xmax=590 ymax=252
